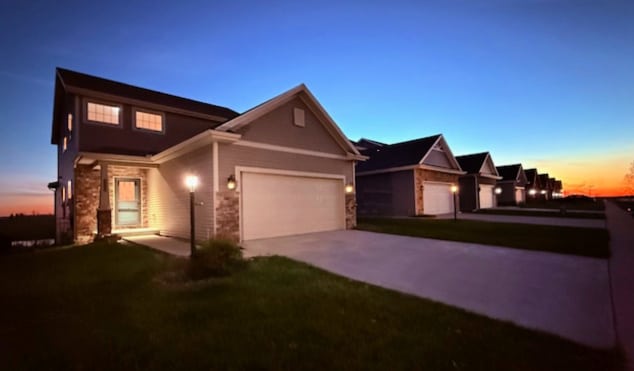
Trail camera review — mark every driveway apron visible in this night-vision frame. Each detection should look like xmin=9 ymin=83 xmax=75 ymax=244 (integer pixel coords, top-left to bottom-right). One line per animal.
xmin=244 ymin=229 xmax=614 ymax=348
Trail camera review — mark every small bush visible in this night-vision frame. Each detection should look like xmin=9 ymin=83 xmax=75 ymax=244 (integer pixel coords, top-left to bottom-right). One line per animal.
xmin=187 ymin=239 xmax=245 ymax=280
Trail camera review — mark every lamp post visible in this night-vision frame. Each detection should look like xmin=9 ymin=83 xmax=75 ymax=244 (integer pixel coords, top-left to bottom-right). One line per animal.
xmin=185 ymin=175 xmax=199 ymax=257
xmin=451 ymin=185 xmax=458 ymax=221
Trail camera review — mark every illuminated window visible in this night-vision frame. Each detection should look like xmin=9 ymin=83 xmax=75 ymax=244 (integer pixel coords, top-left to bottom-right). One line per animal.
xmin=63 ymin=137 xmax=67 ymax=152
xmin=67 ymin=180 xmax=72 ymax=199
xmin=134 ymin=110 xmax=163 ymax=132
xmin=87 ymin=101 xmax=120 ymax=125
xmin=67 ymin=113 xmax=73 ymax=132
xmin=62 ymin=185 xmax=66 ymax=203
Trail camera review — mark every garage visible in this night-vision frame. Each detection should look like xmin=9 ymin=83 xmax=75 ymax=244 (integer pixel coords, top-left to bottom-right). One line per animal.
xmin=241 ymin=171 xmax=345 ymax=240
xmin=423 ymin=182 xmax=454 ymax=215
xmin=515 ymin=188 xmax=525 ymax=204
xmin=479 ymin=184 xmax=494 ymax=209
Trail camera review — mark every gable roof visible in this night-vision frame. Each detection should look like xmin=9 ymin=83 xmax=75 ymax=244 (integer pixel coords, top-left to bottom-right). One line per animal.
xmin=456 ymin=152 xmax=501 ymax=179
xmin=352 ymin=138 xmax=387 ymax=151
xmin=51 ymin=67 xmax=239 ymax=144
xmin=524 ymin=168 xmax=539 ymax=186
xmin=356 ymin=134 xmax=463 ymax=173
xmin=496 ymin=164 xmax=524 ymax=181
xmin=215 ymin=84 xmax=362 ymax=157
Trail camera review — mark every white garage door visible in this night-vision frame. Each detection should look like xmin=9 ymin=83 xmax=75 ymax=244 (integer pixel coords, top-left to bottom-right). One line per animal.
xmin=515 ymin=188 xmax=525 ymax=204
xmin=423 ymin=182 xmax=454 ymax=215
xmin=479 ymin=184 xmax=494 ymax=209
xmin=241 ymin=172 xmax=345 ymax=241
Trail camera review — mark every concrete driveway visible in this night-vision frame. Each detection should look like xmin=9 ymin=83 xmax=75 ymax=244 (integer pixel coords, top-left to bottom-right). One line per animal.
xmin=243 ymin=230 xmax=614 ymax=348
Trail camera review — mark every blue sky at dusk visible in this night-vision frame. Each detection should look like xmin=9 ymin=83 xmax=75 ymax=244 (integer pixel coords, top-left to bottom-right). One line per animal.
xmin=1 ymin=0 xmax=633 ymax=214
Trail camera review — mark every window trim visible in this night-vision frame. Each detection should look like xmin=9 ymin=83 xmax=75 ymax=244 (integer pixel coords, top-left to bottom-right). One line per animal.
xmin=132 ymin=107 xmax=165 ymax=134
xmin=83 ymin=98 xmax=123 ymax=127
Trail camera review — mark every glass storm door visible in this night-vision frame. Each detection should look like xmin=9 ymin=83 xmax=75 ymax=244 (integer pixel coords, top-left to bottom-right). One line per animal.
xmin=115 ymin=178 xmax=140 ymax=226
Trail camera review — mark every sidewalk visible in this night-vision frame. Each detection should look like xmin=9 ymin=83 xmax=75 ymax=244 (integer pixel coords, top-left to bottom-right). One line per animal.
xmin=605 ymin=201 xmax=634 ymax=369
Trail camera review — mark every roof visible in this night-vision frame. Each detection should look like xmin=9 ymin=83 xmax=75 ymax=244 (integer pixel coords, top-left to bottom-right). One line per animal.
xmin=496 ymin=164 xmax=522 ymax=181
xmin=525 ymin=168 xmax=538 ymax=182
xmin=356 ymin=135 xmax=442 ymax=172
xmin=455 ymin=152 xmax=489 ymax=174
xmin=52 ymin=68 xmax=239 ymax=144
xmin=352 ymin=138 xmax=387 ymax=151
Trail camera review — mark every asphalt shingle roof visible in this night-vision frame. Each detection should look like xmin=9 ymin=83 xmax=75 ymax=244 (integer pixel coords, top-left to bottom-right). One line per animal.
xmin=455 ymin=152 xmax=489 ymax=174
xmin=496 ymin=164 xmax=522 ymax=181
xmin=356 ymin=135 xmax=441 ymax=172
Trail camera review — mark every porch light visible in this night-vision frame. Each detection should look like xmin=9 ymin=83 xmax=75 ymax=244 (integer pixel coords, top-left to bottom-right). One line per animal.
xmin=494 ymin=187 xmax=502 ymax=195
xmin=540 ymin=190 xmax=547 ymax=195
xmin=345 ymin=183 xmax=354 ymax=194
xmin=227 ymin=175 xmax=237 ymax=190
xmin=450 ymin=185 xmax=458 ymax=193
xmin=185 ymin=175 xmax=199 ymax=192
xmin=529 ymin=189 xmax=537 ymax=196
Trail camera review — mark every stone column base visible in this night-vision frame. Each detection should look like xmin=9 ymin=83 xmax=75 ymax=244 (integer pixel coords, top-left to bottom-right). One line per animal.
xmin=97 ymin=209 xmax=112 ymax=236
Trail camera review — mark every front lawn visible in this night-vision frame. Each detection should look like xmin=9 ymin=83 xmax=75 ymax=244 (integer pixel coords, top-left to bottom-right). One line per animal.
xmin=0 ymin=242 xmax=622 ymax=370
xmin=474 ymin=209 xmax=605 ymax=219
xmin=357 ymin=217 xmax=610 ymax=258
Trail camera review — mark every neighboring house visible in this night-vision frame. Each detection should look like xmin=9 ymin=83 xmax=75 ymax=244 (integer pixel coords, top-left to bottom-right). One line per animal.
xmin=355 ymin=134 xmax=465 ymax=216
xmin=553 ymin=179 xmax=563 ymax=198
xmin=50 ymin=68 xmax=364 ymax=244
xmin=351 ymin=138 xmax=386 ymax=151
xmin=524 ymin=168 xmax=541 ymax=201
xmin=455 ymin=152 xmax=502 ymax=211
xmin=495 ymin=164 xmax=528 ymax=205
xmin=538 ymin=173 xmax=552 ymax=200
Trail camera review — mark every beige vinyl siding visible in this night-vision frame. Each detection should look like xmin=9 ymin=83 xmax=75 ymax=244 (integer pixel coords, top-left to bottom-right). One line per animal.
xmin=235 ymin=97 xmax=347 ymax=156
xmin=423 ymin=149 xmax=453 ymax=168
xmin=148 ymin=145 xmax=214 ymax=241
xmin=218 ymin=144 xmax=354 ymax=187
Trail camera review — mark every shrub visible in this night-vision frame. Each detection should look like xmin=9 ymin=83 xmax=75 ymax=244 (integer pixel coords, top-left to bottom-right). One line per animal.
xmin=187 ymin=239 xmax=245 ymax=280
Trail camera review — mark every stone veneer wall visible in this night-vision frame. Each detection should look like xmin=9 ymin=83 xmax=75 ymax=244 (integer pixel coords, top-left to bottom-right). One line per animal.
xmin=414 ymin=169 xmax=460 ymax=215
xmin=215 ymin=190 xmax=240 ymax=242
xmin=345 ymin=194 xmax=357 ymax=229
xmin=74 ymin=164 xmax=100 ymax=243
xmin=107 ymin=165 xmax=149 ymax=230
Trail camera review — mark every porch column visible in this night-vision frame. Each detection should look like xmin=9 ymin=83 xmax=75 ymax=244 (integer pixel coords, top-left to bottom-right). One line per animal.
xmin=97 ymin=162 xmax=112 ymax=236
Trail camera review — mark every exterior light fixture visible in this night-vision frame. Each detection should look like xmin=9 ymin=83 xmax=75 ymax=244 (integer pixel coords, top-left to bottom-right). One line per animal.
xmin=494 ymin=187 xmax=502 ymax=195
xmin=185 ymin=175 xmax=199 ymax=193
xmin=529 ymin=189 xmax=537 ymax=196
xmin=345 ymin=183 xmax=354 ymax=194
xmin=451 ymin=184 xmax=458 ymax=221
xmin=227 ymin=175 xmax=237 ymax=190
xmin=185 ymin=174 xmax=199 ymax=257
xmin=540 ymin=190 xmax=547 ymax=195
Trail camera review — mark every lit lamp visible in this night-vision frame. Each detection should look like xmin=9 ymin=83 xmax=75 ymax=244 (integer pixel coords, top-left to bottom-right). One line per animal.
xmin=494 ymin=187 xmax=502 ymax=195
xmin=345 ymin=183 xmax=354 ymax=194
xmin=227 ymin=175 xmax=237 ymax=190
xmin=529 ymin=189 xmax=537 ymax=196
xmin=185 ymin=175 xmax=199 ymax=257
xmin=450 ymin=184 xmax=458 ymax=221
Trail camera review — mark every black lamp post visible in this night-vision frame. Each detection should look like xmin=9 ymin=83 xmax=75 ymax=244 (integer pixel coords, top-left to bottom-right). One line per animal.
xmin=185 ymin=175 xmax=199 ymax=257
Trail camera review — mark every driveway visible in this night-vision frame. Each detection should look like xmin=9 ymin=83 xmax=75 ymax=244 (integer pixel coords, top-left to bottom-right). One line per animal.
xmin=438 ymin=212 xmax=606 ymax=228
xmin=243 ymin=230 xmax=614 ymax=348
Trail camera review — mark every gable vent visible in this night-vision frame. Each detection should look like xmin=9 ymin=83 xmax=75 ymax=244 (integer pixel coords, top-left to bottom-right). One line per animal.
xmin=293 ymin=108 xmax=305 ymax=127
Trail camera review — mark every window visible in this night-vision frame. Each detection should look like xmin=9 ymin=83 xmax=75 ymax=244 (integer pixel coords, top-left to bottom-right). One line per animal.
xmin=67 ymin=113 xmax=73 ymax=132
xmin=62 ymin=185 xmax=66 ymax=203
xmin=67 ymin=180 xmax=72 ymax=199
xmin=134 ymin=110 xmax=163 ymax=132
xmin=63 ymin=137 xmax=67 ymax=152
xmin=87 ymin=101 xmax=120 ymax=125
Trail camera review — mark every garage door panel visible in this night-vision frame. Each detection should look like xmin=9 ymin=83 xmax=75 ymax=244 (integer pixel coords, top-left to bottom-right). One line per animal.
xmin=423 ymin=182 xmax=453 ymax=215
xmin=242 ymin=172 xmax=345 ymax=240
xmin=479 ymin=185 xmax=494 ymax=209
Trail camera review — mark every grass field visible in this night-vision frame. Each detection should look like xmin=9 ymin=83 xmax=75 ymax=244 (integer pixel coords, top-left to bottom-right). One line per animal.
xmin=357 ymin=217 xmax=610 ymax=258
xmin=474 ymin=208 xmax=605 ymax=219
xmin=0 ymin=242 xmax=622 ymax=370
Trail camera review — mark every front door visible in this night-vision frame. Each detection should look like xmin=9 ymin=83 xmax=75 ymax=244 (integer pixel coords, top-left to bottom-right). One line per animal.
xmin=115 ymin=178 xmax=140 ymax=227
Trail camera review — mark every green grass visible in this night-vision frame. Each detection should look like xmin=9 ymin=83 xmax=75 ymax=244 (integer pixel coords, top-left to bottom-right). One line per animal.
xmin=474 ymin=209 xmax=605 ymax=219
xmin=0 ymin=242 xmax=622 ymax=370
xmin=357 ymin=217 xmax=610 ymax=258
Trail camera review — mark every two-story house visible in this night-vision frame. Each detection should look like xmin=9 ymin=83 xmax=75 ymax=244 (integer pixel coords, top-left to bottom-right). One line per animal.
xmin=50 ymin=68 xmax=364 ymax=244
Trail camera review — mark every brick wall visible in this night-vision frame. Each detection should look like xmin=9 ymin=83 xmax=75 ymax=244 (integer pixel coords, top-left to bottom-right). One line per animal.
xmin=74 ymin=164 xmax=100 ymax=243
xmin=215 ymin=190 xmax=239 ymax=242
xmin=345 ymin=194 xmax=356 ymax=228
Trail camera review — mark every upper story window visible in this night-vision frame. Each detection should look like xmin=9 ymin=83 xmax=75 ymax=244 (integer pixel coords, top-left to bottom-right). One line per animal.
xmin=63 ymin=137 xmax=68 ymax=152
xmin=87 ymin=101 xmax=120 ymax=125
xmin=134 ymin=109 xmax=164 ymax=133
xmin=67 ymin=113 xmax=73 ymax=132
xmin=67 ymin=180 xmax=72 ymax=199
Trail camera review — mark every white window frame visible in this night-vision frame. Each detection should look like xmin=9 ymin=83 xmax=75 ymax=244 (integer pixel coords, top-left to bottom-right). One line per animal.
xmin=132 ymin=108 xmax=165 ymax=134
xmin=84 ymin=99 xmax=122 ymax=127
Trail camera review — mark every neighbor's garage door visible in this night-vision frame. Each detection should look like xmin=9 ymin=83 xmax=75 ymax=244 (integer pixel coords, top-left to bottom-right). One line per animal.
xmin=241 ymin=172 xmax=345 ymax=240
xmin=515 ymin=188 xmax=525 ymax=204
xmin=479 ymin=184 xmax=494 ymax=209
xmin=423 ymin=182 xmax=454 ymax=215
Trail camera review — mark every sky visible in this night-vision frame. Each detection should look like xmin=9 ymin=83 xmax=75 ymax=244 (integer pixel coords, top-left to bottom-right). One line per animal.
xmin=0 ymin=0 xmax=633 ymax=216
